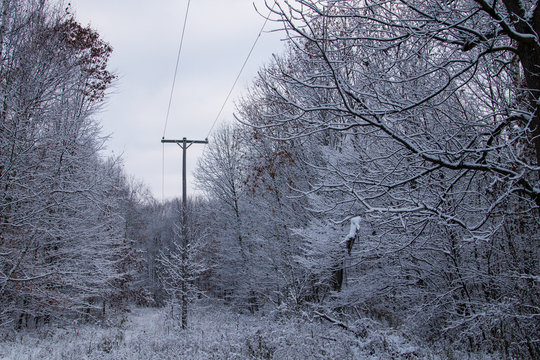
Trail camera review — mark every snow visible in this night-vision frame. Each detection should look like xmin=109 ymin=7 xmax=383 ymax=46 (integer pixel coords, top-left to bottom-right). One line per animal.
xmin=0 ymin=300 xmax=501 ymax=359
xmin=342 ymin=216 xmax=362 ymax=243
xmin=0 ymin=301 xmax=354 ymax=359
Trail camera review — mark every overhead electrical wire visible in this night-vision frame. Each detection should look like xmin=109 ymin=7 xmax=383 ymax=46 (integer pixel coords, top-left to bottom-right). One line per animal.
xmin=161 ymin=1 xmax=274 ymax=201
xmin=162 ymin=0 xmax=192 ymax=201
xmin=162 ymin=0 xmax=192 ymax=138
xmin=204 ymin=4 xmax=275 ymax=140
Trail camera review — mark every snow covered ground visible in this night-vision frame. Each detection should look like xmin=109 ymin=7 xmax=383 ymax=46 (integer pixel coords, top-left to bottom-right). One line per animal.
xmin=0 ymin=300 xmax=496 ymax=359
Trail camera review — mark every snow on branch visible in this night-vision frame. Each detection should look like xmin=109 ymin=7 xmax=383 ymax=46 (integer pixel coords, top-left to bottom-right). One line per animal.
xmin=341 ymin=216 xmax=361 ymax=255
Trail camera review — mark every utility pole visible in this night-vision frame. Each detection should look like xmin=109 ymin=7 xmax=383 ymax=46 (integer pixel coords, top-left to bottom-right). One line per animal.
xmin=161 ymin=136 xmax=208 ymax=329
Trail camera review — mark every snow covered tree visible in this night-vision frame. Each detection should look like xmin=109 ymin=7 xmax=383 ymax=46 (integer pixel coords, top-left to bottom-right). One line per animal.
xmin=158 ymin=198 xmax=212 ymax=328
xmin=233 ymin=0 xmax=539 ymax=356
xmin=0 ymin=0 xmax=121 ymax=328
xmin=194 ymin=124 xmax=253 ymax=306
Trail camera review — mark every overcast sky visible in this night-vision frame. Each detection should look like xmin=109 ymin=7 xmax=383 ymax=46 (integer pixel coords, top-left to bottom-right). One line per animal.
xmin=69 ymin=0 xmax=285 ymax=200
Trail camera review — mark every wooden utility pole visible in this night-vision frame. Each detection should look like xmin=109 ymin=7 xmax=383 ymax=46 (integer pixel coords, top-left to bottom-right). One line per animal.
xmin=161 ymin=136 xmax=208 ymax=329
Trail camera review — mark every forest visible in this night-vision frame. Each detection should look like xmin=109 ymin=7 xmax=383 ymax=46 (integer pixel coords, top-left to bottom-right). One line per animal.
xmin=1 ymin=0 xmax=539 ymax=359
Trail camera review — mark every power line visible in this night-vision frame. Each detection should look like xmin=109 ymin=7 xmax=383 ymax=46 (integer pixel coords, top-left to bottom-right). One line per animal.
xmin=162 ymin=0 xmax=192 ymax=201
xmin=205 ymin=5 xmax=275 ymax=140
xmin=161 ymin=2 xmax=274 ymax=200
xmin=162 ymin=0 xmax=192 ymax=138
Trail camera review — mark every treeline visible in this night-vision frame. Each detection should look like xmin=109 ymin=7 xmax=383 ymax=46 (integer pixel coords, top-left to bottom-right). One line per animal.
xmin=190 ymin=1 xmax=540 ymax=358
xmin=0 ymin=0 xmax=120 ymax=325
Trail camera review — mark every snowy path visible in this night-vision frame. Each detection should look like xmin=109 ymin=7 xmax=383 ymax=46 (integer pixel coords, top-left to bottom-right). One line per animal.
xmin=122 ymin=306 xmax=164 ymax=344
xmin=0 ymin=302 xmax=433 ymax=359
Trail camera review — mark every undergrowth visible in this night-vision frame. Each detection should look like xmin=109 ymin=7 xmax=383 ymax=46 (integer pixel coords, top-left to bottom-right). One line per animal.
xmin=0 ymin=300 xmax=499 ymax=359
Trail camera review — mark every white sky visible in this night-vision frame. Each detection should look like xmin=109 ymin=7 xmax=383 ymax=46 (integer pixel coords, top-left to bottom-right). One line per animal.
xmin=69 ymin=0 xmax=285 ymax=200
